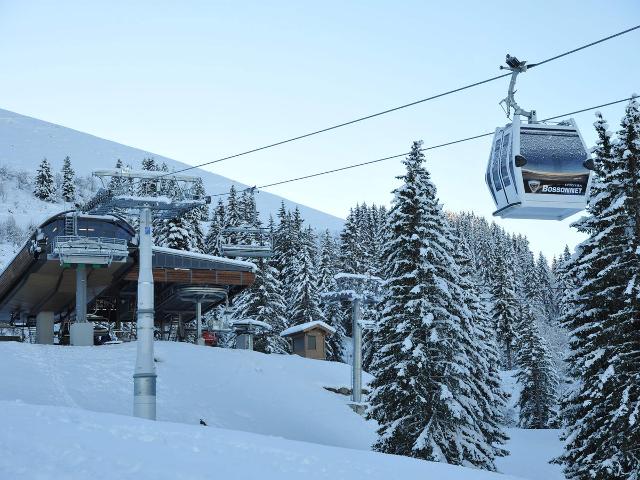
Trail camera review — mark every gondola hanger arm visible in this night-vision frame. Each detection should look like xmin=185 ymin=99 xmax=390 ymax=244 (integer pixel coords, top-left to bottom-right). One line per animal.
xmin=499 ymin=54 xmax=537 ymax=122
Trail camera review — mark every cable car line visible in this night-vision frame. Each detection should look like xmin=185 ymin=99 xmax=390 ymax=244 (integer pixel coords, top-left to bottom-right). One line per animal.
xmin=526 ymin=24 xmax=640 ymax=69
xmin=208 ymin=95 xmax=636 ymax=199
xmin=163 ymin=25 xmax=639 ymax=179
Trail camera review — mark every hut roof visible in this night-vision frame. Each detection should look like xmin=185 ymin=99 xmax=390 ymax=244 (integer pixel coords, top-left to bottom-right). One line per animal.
xmin=280 ymin=321 xmax=336 ymax=337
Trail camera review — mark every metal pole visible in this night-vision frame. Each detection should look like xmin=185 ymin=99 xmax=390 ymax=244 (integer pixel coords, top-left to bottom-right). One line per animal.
xmin=247 ymin=330 xmax=254 ymax=351
xmin=196 ymin=300 xmax=202 ymax=341
xmin=352 ymin=298 xmax=362 ymax=404
xmin=76 ymin=264 xmax=87 ymax=323
xmin=133 ymin=207 xmax=157 ymax=420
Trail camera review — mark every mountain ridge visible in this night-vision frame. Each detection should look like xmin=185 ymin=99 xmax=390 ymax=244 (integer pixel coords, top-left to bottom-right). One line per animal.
xmin=0 ymin=107 xmax=344 ymax=231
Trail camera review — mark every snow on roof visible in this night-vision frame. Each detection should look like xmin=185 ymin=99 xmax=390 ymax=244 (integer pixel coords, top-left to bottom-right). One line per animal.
xmin=230 ymin=319 xmax=272 ymax=330
xmin=151 ymin=246 xmax=257 ymax=272
xmin=280 ymin=321 xmax=336 ymax=337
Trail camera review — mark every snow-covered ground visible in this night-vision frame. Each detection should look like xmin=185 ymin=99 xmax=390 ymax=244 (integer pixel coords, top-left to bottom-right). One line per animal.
xmin=497 ymin=428 xmax=564 ymax=480
xmin=0 ymin=401 xmax=520 ymax=480
xmin=0 ymin=341 xmax=563 ymax=479
xmin=0 ymin=341 xmax=375 ymax=450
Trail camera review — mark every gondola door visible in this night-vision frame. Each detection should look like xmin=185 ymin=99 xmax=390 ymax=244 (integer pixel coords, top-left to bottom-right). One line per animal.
xmin=497 ymin=125 xmax=518 ymax=206
xmin=488 ymin=128 xmax=509 ymax=209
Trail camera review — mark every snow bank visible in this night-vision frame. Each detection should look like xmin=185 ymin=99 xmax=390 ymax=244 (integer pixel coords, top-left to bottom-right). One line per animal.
xmin=0 ymin=341 xmax=374 ymax=450
xmin=0 ymin=401 xmax=520 ymax=480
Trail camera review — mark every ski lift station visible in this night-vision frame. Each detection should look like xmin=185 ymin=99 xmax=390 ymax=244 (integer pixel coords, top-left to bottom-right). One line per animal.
xmin=0 ymin=210 xmax=257 ymax=344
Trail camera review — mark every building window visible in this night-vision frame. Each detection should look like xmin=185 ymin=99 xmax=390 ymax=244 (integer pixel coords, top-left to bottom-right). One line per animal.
xmin=293 ymin=336 xmax=304 ymax=353
xmin=307 ymin=335 xmax=317 ymax=350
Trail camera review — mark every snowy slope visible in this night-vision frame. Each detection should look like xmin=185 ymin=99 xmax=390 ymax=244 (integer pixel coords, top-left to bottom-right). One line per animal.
xmin=0 ymin=341 xmax=375 ymax=450
xmin=0 ymin=108 xmax=344 ymax=231
xmin=497 ymin=428 xmax=564 ymax=480
xmin=0 ymin=341 xmax=563 ymax=479
xmin=0 ymin=401 xmax=521 ymax=480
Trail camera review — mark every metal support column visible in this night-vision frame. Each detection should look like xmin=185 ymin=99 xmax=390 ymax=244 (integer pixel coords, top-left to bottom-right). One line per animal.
xmin=352 ymin=298 xmax=362 ymax=404
xmin=196 ymin=300 xmax=202 ymax=344
xmin=76 ymin=264 xmax=87 ymax=323
xmin=133 ymin=207 xmax=157 ymax=420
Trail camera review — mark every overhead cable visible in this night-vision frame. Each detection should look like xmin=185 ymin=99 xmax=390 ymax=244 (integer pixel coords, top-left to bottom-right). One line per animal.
xmin=208 ymin=95 xmax=636 ymax=198
xmin=165 ymin=25 xmax=640 ymax=178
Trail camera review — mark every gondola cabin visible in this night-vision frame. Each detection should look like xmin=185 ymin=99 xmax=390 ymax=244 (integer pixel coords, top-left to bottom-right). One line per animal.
xmin=486 ymin=116 xmax=593 ymax=220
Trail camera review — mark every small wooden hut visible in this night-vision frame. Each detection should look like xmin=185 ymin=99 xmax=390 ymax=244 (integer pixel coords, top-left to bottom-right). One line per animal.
xmin=280 ymin=321 xmax=336 ymax=360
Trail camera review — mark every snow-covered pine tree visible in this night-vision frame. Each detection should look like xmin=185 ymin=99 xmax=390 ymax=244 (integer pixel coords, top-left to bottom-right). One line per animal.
xmin=490 ymin=233 xmax=520 ymax=369
xmin=559 ymin=101 xmax=640 ymax=479
xmin=271 ymin=202 xmax=291 ymax=277
xmin=339 ymin=206 xmax=365 ymax=274
xmin=138 ymin=157 xmax=158 ymax=197
xmin=225 ymin=185 xmax=241 ymax=229
xmin=515 ymin=316 xmax=558 ymax=429
xmin=554 ymin=245 xmax=573 ymax=320
xmin=34 ymin=158 xmax=55 ymax=202
xmin=367 ymin=141 xmax=497 ymax=470
xmin=233 ymin=257 xmax=290 ymax=354
xmin=61 ymin=156 xmax=75 ymax=202
xmin=204 ymin=199 xmax=226 ymax=255
xmin=109 ymin=159 xmax=125 ymax=192
xmin=534 ymin=253 xmax=556 ymax=321
xmin=289 ymin=224 xmax=325 ymax=327
xmin=453 ymin=234 xmax=509 ymax=458
xmin=281 ymin=207 xmax=306 ymax=316
xmin=184 ymin=177 xmax=206 ymax=252
xmin=317 ymin=229 xmax=346 ymax=361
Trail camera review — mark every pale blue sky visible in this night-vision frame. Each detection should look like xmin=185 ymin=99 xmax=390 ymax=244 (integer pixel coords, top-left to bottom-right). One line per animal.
xmin=1 ymin=1 xmax=638 ymax=258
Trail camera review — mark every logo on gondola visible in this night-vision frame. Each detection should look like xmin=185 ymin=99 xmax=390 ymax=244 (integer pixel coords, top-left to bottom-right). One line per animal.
xmin=528 ymin=180 xmax=542 ymax=193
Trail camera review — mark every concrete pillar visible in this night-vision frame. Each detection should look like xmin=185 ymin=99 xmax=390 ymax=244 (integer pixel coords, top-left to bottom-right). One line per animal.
xmin=236 ymin=334 xmax=253 ymax=350
xmin=70 ymin=322 xmax=94 ymax=346
xmin=35 ymin=311 xmax=54 ymax=345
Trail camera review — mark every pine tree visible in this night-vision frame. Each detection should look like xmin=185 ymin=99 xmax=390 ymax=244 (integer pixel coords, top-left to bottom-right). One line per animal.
xmin=534 ymin=253 xmax=555 ymax=321
xmin=559 ymin=102 xmax=640 ymax=479
xmin=490 ymin=234 xmax=520 ymax=369
xmin=34 ymin=158 xmax=55 ymax=202
xmin=204 ymin=199 xmax=226 ymax=255
xmin=339 ymin=207 xmax=365 ymax=274
xmin=453 ymin=234 xmax=509 ymax=457
xmin=138 ymin=157 xmax=158 ymax=197
xmin=233 ymin=258 xmax=290 ymax=354
xmin=367 ymin=141 xmax=497 ymax=470
xmin=289 ymin=225 xmax=325 ymax=326
xmin=317 ymin=229 xmax=346 ymax=361
xmin=515 ymin=316 xmax=558 ymax=429
xmin=61 ymin=156 xmax=75 ymax=202
xmin=163 ymin=216 xmax=191 ymax=250
xmin=109 ymin=159 xmax=126 ymax=193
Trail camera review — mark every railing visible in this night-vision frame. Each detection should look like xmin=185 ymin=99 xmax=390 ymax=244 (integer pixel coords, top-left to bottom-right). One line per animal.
xmin=51 ymin=236 xmax=129 ymax=265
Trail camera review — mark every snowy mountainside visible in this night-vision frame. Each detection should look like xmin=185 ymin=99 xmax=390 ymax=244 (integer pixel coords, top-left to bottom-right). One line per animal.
xmin=0 ymin=166 xmax=79 ymax=269
xmin=0 ymin=107 xmax=344 ymax=231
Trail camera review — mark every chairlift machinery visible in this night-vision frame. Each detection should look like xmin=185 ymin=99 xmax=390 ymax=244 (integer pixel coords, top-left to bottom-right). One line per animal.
xmin=218 ymin=226 xmax=273 ymax=258
xmin=486 ymin=55 xmax=594 ymax=220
